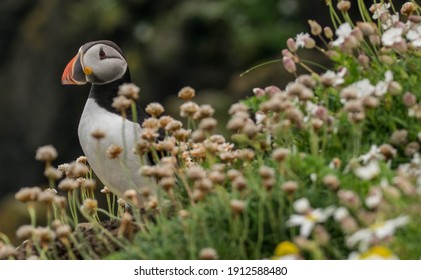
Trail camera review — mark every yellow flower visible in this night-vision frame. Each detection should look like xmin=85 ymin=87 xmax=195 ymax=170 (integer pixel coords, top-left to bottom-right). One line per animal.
xmin=271 ymin=241 xmax=300 ymax=260
xmin=349 ymin=246 xmax=398 ymax=260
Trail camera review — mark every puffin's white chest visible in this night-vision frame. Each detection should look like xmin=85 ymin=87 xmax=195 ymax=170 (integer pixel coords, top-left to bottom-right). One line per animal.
xmin=78 ymin=98 xmax=147 ymax=197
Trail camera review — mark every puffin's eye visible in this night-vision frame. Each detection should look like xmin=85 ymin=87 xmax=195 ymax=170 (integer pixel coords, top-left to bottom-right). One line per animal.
xmin=99 ymin=48 xmax=107 ymax=60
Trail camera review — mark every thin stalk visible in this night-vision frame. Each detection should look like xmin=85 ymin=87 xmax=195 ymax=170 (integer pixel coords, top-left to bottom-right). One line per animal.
xmin=240 ymin=59 xmax=282 ymax=77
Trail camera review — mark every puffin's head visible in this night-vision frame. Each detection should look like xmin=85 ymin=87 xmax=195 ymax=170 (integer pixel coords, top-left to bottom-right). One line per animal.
xmin=61 ymin=40 xmax=128 ymax=85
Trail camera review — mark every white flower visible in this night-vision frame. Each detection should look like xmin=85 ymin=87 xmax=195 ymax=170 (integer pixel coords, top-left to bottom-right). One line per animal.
xmin=295 ymin=32 xmax=311 ymax=48
xmin=293 ymin=197 xmax=311 ymax=214
xmin=346 ymin=216 xmax=409 ymax=251
xmin=407 ymin=25 xmax=421 ymax=48
xmin=344 ymin=79 xmax=375 ymax=99
xmin=359 ymin=145 xmax=383 ymax=164
xmin=321 ymin=68 xmax=347 ymax=87
xmin=375 ymin=70 xmax=394 ymax=97
xmin=365 ymin=187 xmax=383 ymax=209
xmin=334 ymin=207 xmax=350 ymax=222
xmin=354 ymin=160 xmax=380 ymax=181
xmin=381 ymin=27 xmax=404 ymax=47
xmin=382 ymin=13 xmax=399 ymax=30
xmin=333 ymin=22 xmax=352 ymax=46
xmin=286 ymin=198 xmax=336 ymax=238
xmin=370 ymin=3 xmax=391 ymax=20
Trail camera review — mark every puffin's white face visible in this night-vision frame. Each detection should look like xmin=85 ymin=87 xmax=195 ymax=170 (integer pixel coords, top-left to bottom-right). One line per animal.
xmin=61 ymin=41 xmax=128 ymax=85
xmin=81 ymin=44 xmax=127 ymax=84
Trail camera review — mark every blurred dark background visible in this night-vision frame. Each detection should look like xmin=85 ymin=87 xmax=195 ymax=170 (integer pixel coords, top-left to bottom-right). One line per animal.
xmin=0 ymin=0 xmax=340 ymax=239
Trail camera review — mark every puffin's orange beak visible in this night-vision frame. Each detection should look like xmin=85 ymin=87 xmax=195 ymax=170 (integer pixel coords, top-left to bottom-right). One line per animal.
xmin=61 ymin=52 xmax=87 ymax=85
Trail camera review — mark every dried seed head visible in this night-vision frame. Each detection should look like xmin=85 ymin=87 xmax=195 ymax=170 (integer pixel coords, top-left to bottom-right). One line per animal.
xmin=53 ymin=196 xmax=67 ymax=209
xmin=80 ymin=179 xmax=97 ymax=191
xmin=158 ymin=115 xmax=173 ymax=128
xmin=356 ymin=54 xmax=370 ymax=68
xmin=259 ymin=166 xmax=275 ymax=179
xmin=227 ymin=169 xmax=242 ymax=181
xmin=281 ymin=181 xmax=298 ymax=194
xmin=199 ymin=118 xmax=218 ymax=132
xmin=165 ymin=120 xmax=183 ymax=132
xmin=117 ymin=198 xmax=127 ymax=208
xmin=91 ymin=129 xmax=106 ymax=140
xmin=378 ymin=143 xmax=397 ymax=160
xmin=187 ymin=166 xmax=206 ymax=181
xmin=208 ymin=170 xmax=225 ymax=185
xmin=67 ymin=161 xmax=90 ymax=178
xmin=15 ymin=187 xmax=41 ymax=203
xmin=263 ymin=178 xmax=276 ymax=191
xmin=337 ymin=190 xmax=361 ymax=209
xmin=230 ymin=199 xmax=246 ymax=214
xmin=76 ymin=156 xmax=88 ymax=165
xmin=80 ymin=198 xmax=98 ymax=216
xmin=323 ymin=174 xmax=340 ymax=191
xmin=311 ymin=118 xmax=324 ymax=131
xmin=178 ymin=86 xmax=196 ymax=101
xmin=159 ymin=177 xmax=176 ymax=192
xmin=57 ymin=163 xmax=70 ymax=175
xmin=357 ymin=22 xmax=376 ymax=36
xmin=232 ymin=176 xmax=248 ymax=191
xmin=337 ymin=0 xmax=351 ymax=12
xmin=145 ymin=102 xmax=165 ymax=118
xmin=228 ymin=103 xmax=248 ymax=115
xmin=0 ymin=245 xmax=16 ymax=259
xmin=226 ymin=116 xmax=246 ymax=131
xmin=194 ymin=104 xmax=215 ymax=120
xmin=112 ymin=95 xmax=132 ymax=113
xmin=324 ymin=26 xmax=333 ymax=39
xmin=58 ymin=178 xmax=79 ymax=192
xmin=174 ymin=128 xmax=191 ymax=142
xmin=35 ymin=145 xmax=58 ymax=162
xmin=308 ymin=20 xmax=322 ymax=36
xmin=199 ymin=247 xmax=219 ymax=260
xmin=140 ymin=165 xmax=156 ymax=177
xmin=390 ymin=129 xmax=408 ymax=146
xmin=194 ymin=178 xmax=213 ymax=192
xmin=56 ymin=224 xmax=72 ymax=238
xmin=33 ymin=227 xmax=56 ymax=247
xmin=16 ymin=225 xmax=34 ymax=240
xmin=118 ymin=83 xmax=140 ymax=100
xmin=237 ymin=149 xmax=255 ymax=161
xmin=401 ymin=2 xmax=416 ymax=16
xmin=106 ymin=144 xmax=124 ymax=159
xmin=191 ymin=129 xmax=206 ymax=143
xmin=178 ymin=209 xmax=190 ymax=219
xmin=192 ymin=188 xmax=205 ymax=201
xmin=38 ymin=190 xmax=56 ymax=204
xmin=340 ymin=216 xmax=358 ymax=234
xmin=403 ymin=92 xmax=417 ymax=107
xmin=272 ymin=148 xmax=290 ymax=162
xmin=405 ymin=141 xmax=420 ymax=157
xmin=314 ymin=225 xmax=330 ymax=246
xmin=180 ymin=101 xmax=200 ymax=118
xmin=141 ymin=128 xmax=160 ymax=141
xmin=44 ymin=166 xmax=63 ymax=181
xmin=393 ymin=176 xmax=416 ymax=196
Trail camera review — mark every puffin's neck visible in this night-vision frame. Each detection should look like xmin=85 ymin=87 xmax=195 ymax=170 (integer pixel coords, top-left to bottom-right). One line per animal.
xmin=88 ymin=71 xmax=147 ymax=123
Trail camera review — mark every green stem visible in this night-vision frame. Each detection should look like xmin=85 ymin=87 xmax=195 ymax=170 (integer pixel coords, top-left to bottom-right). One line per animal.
xmin=240 ymin=59 xmax=282 ymax=77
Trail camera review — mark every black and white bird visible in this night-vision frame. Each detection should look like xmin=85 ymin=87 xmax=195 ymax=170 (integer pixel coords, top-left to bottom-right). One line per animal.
xmin=61 ymin=40 xmax=153 ymax=201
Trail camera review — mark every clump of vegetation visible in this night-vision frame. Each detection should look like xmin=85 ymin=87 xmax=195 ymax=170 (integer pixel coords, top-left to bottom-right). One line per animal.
xmin=1 ymin=0 xmax=421 ymax=260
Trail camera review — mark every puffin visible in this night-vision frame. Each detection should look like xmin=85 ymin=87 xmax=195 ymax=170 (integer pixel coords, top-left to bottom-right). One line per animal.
xmin=61 ymin=40 xmax=154 ymax=203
